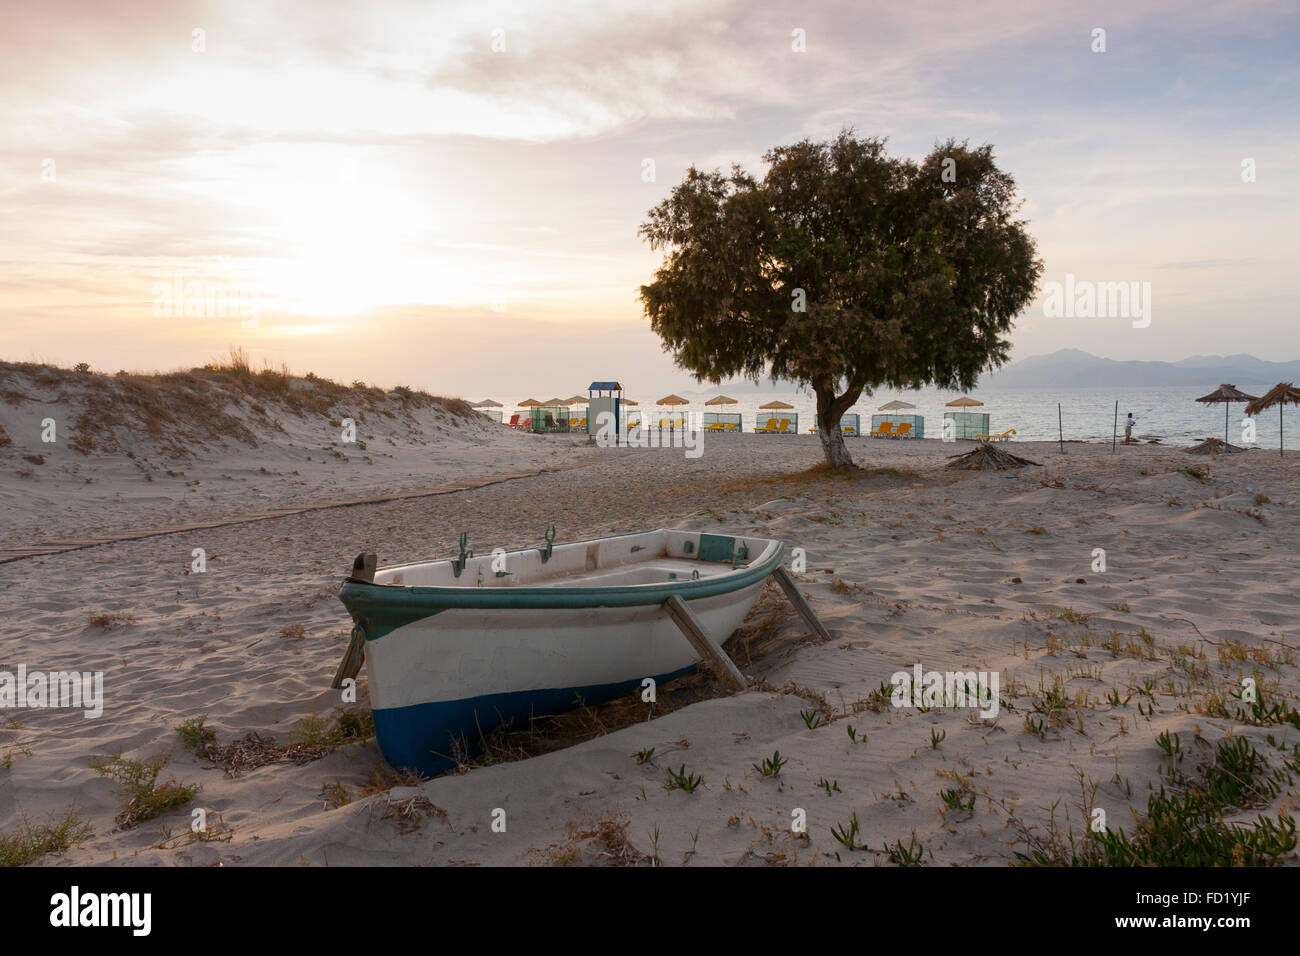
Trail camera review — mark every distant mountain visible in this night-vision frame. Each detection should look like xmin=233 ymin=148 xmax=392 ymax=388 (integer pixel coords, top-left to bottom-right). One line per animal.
xmin=682 ymin=378 xmax=807 ymax=396
xmin=982 ymin=349 xmax=1300 ymax=389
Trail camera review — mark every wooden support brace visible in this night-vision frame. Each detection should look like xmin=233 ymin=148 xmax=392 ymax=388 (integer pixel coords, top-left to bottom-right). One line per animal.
xmin=772 ymin=566 xmax=833 ymax=642
xmin=333 ymin=551 xmax=376 ymax=689
xmin=331 ymin=625 xmax=366 ymax=689
xmin=664 ymin=594 xmax=747 ymax=693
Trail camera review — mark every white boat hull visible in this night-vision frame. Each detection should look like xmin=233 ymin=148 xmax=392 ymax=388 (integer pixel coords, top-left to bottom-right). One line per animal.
xmin=337 ymin=529 xmax=784 ymax=775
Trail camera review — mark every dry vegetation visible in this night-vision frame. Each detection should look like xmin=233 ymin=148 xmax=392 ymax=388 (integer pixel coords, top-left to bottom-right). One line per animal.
xmin=0 ymin=348 xmax=479 ymax=459
xmin=945 ymin=441 xmax=1042 ymax=470
xmin=535 ymin=815 xmax=650 ymax=866
xmin=175 ymin=710 xmax=374 ymax=777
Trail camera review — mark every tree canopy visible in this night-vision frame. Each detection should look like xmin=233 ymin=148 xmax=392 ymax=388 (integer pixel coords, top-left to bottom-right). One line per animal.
xmin=638 ymin=131 xmax=1043 ymax=466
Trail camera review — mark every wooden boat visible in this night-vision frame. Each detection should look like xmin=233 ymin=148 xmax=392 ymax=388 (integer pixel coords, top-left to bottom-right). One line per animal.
xmin=336 ymin=529 xmax=785 ymax=775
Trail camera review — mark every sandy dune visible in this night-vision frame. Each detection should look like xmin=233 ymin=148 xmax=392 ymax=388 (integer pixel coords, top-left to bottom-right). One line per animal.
xmin=0 ymin=360 xmax=598 ymax=552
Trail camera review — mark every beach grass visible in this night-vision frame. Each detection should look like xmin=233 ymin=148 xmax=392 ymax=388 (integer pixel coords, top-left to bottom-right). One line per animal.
xmin=89 ymin=751 xmax=200 ymax=829
xmin=0 ymin=810 xmax=92 ymax=866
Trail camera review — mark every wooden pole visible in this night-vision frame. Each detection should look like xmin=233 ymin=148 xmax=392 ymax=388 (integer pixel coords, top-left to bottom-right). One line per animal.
xmin=1112 ymin=401 xmax=1118 ymax=453
xmin=772 ymin=566 xmax=833 ymax=642
xmin=350 ymin=552 xmax=377 ymax=583
xmin=1225 ymin=402 xmax=1230 ymax=454
xmin=1058 ymin=403 xmax=1064 ymax=454
xmin=1282 ymin=405 xmax=1285 ymax=458
xmin=664 ymin=595 xmax=747 ymax=692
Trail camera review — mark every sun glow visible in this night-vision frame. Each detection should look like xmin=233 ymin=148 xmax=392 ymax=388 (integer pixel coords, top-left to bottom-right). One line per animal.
xmin=239 ymin=145 xmax=474 ymax=315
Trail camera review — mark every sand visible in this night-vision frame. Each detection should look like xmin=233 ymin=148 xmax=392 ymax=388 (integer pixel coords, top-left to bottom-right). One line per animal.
xmin=2 ymin=373 xmax=1299 ymax=866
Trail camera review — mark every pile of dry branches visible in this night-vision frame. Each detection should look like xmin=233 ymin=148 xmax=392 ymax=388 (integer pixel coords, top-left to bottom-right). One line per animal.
xmin=1186 ymin=437 xmax=1247 ymax=455
xmin=945 ymin=441 xmax=1042 ymax=470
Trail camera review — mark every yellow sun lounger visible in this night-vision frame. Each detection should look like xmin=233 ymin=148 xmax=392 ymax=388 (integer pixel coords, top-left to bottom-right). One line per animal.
xmin=869 ymin=422 xmax=894 ymax=437
xmin=973 ymin=428 xmax=1016 ymax=442
xmin=892 ymin=422 xmax=912 ymax=437
xmin=755 ymin=417 xmax=780 ymax=433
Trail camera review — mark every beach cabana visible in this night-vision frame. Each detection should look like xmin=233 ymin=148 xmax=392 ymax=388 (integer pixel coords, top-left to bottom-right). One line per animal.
xmin=1196 ymin=384 xmax=1257 ymax=454
xmin=1245 ymin=382 xmax=1300 ymax=457
xmin=656 ymin=394 xmax=689 ymax=430
xmin=872 ymin=399 xmax=922 ymax=438
xmin=622 ymin=399 xmax=641 ymax=428
xmin=531 ymin=398 xmax=571 ymax=433
xmin=561 ymin=394 xmax=590 ymax=430
xmin=943 ymin=396 xmax=987 ymax=440
xmin=808 ymin=414 xmax=860 ymax=435
xmin=756 ymin=400 xmax=796 ymax=434
xmin=471 ymin=399 xmax=503 ymax=423
xmin=703 ymin=394 xmax=742 ymax=432
xmin=511 ymin=398 xmax=541 ymax=429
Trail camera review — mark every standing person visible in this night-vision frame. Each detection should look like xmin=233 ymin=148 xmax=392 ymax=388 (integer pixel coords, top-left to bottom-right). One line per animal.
xmin=1124 ymin=412 xmax=1136 ymax=444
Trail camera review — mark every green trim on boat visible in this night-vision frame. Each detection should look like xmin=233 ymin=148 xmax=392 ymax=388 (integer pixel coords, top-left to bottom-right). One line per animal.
xmin=338 ymin=539 xmax=784 ymax=642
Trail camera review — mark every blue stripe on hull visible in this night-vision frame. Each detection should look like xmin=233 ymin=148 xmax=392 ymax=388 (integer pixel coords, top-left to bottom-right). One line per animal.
xmin=371 ymin=665 xmax=697 ymax=776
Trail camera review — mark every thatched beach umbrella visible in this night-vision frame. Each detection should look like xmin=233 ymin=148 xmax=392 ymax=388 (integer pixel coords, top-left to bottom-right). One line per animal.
xmin=471 ymin=399 xmax=502 ymax=408
xmin=656 ymin=394 xmax=689 ymax=428
xmin=518 ymin=398 xmax=541 ymax=408
xmin=563 ymin=394 xmax=588 ymax=405
xmin=878 ymin=399 xmax=917 ymax=411
xmin=705 ymin=395 xmax=738 ymax=405
xmin=1245 ymin=382 xmax=1300 ymax=457
xmin=945 ymin=396 xmax=984 ymax=407
xmin=1195 ymin=384 xmax=1257 ymax=454
xmin=757 ymin=400 xmax=795 ymax=432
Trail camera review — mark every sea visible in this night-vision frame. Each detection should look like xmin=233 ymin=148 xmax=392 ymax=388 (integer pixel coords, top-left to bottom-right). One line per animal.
xmin=490 ymin=386 xmax=1292 ymax=450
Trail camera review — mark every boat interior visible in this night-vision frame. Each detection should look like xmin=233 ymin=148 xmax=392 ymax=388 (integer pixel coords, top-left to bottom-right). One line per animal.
xmin=371 ymin=529 xmax=779 ymax=589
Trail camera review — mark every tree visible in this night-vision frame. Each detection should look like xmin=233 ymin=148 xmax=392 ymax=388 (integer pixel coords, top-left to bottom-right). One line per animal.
xmin=638 ymin=132 xmax=1043 ymax=468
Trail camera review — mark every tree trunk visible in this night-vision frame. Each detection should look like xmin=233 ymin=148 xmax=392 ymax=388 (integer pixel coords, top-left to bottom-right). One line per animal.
xmin=814 ymin=383 xmax=863 ymax=469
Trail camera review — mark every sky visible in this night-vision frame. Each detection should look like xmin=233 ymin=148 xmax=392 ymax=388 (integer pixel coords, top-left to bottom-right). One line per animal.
xmin=2 ymin=0 xmax=1297 ymax=399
